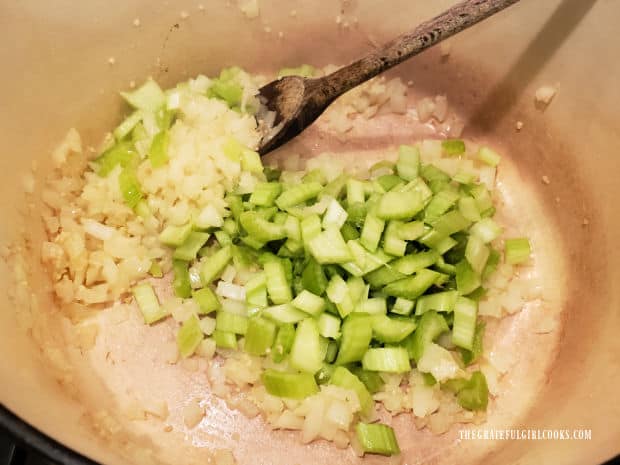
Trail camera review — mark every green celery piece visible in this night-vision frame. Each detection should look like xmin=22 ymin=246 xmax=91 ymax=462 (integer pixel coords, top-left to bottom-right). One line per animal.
xmin=222 ymin=218 xmax=239 ymax=237
xmin=364 ymin=266 xmax=406 ymax=289
xmin=326 ymin=274 xmax=355 ymax=317
xmin=119 ymin=168 xmax=144 ymax=209
xmin=341 ymin=222 xmax=360 ymax=241
xmin=355 ymin=422 xmax=400 ymax=456
xmin=406 ymin=310 xmax=449 ymax=362
xmin=350 ymin=368 xmax=385 ymax=394
xmin=455 ymin=259 xmax=481 ymax=295
xmin=263 ymin=303 xmax=306 ymax=324
xmin=277 ymin=64 xmax=315 ymax=77
xmin=264 ymin=166 xmax=282 ymax=182
xmin=173 ymin=232 xmax=210 ymax=261
xmin=360 ymin=213 xmax=385 ymax=252
xmin=275 ymin=182 xmax=323 ymax=209
xmin=460 ymin=321 xmax=485 ymax=365
xmin=239 ymin=211 xmax=287 ymax=242
xmin=423 ymin=372 xmax=438 ymax=386
xmin=371 ymin=314 xmax=416 ymax=343
xmin=383 ymin=221 xmax=407 ymax=257
xmin=226 ymin=194 xmax=244 ymax=222
xmin=240 ymin=235 xmax=266 ymax=250
xmin=177 ymin=315 xmax=204 ymax=358
xmin=231 ymin=244 xmax=257 ymax=270
xmin=308 ymin=228 xmax=353 ymax=264
xmin=457 ymin=371 xmax=489 ymax=410
xmin=271 ymin=323 xmax=296 ymax=363
xmin=222 ymin=137 xmax=245 ymax=161
xmin=357 ymin=297 xmax=388 ymax=315
xmin=347 ymin=201 xmax=367 ymax=227
xmin=391 ymin=250 xmax=440 ymax=275
xmin=465 ymin=235 xmax=490 ymax=274
xmin=317 ymin=312 xmax=341 ymax=339
xmin=120 ymin=79 xmax=166 ymax=112
xmin=382 ymin=269 xmax=440 ymax=299
xmin=391 ymin=297 xmax=415 ymax=316
xmin=149 ymin=261 xmax=163 ymax=278
xmin=300 ymin=214 xmax=321 ymax=248
xmin=424 ymin=188 xmax=460 ymax=221
xmin=431 ymin=210 xmax=471 ymax=237
xmin=192 ymin=287 xmax=220 ymax=314
xmin=420 ymin=164 xmax=451 ymax=185
xmin=303 ymin=169 xmax=327 ymax=184
xmin=330 ymin=367 xmax=374 ymax=417
xmin=249 ymin=182 xmax=282 ymax=207
xmin=347 ymin=178 xmax=366 ymax=204
xmin=213 ymin=330 xmax=237 ymax=349
xmin=289 ymin=318 xmax=323 ymax=374
xmin=292 ymin=290 xmax=326 ymax=316
xmin=376 ymin=174 xmax=402 ymax=192
xmin=240 ymin=148 xmax=263 ymax=173
xmin=244 ymin=317 xmax=277 ymax=356
xmin=148 ymin=130 xmax=170 ymax=167
xmin=215 ymin=311 xmax=248 ymax=335
xmin=262 ymin=370 xmax=319 ymax=399
xmin=396 ymin=144 xmax=420 ymax=181
xmin=159 ymin=223 xmax=193 ymax=247
xmin=369 ymin=160 xmax=395 ymax=176
xmin=172 ymin=259 xmax=192 ymax=298
xmin=452 ymin=297 xmax=478 ymax=350
xmin=469 ymin=184 xmax=494 ymax=213
xmin=435 ymin=256 xmax=457 ymax=275
xmin=208 ymin=79 xmax=243 ymax=107
xmin=324 ymin=341 xmax=339 ymax=364
xmin=315 ymin=363 xmax=336 ymax=384
xmin=114 ymin=110 xmax=143 ymax=140
xmin=458 ymin=196 xmax=482 ymax=222
xmin=415 ymin=290 xmax=459 ymax=315
xmin=323 ymin=173 xmax=348 ymax=199
xmin=505 ymin=238 xmax=531 ymax=265
xmin=470 ymin=218 xmax=503 ymax=244
xmin=442 ymin=139 xmax=466 ymax=155
xmin=214 ymin=230 xmax=232 ymax=246
xmin=362 ymin=347 xmax=411 ymax=373
xmin=335 ymin=314 xmax=372 ymax=364
xmin=477 ymin=146 xmax=501 ymax=167
xmin=133 ymin=283 xmax=167 ymax=324
xmin=264 ymin=259 xmax=293 ymax=304
xmin=200 ymin=245 xmax=233 ymax=284
xmin=301 ymin=258 xmax=327 ymax=295
xmin=482 ymin=248 xmax=501 ymax=280
xmin=397 ymin=220 xmax=425 ymax=240
xmin=283 ymin=215 xmax=301 ymax=242
xmin=375 ymin=190 xmax=425 ymax=220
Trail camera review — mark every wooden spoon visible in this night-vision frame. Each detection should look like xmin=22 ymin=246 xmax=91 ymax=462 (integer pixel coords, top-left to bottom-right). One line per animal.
xmin=257 ymin=0 xmax=520 ymax=154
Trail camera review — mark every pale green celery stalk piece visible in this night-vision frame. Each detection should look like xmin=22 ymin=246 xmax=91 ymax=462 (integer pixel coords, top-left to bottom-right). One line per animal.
xmin=177 ymin=314 xmax=204 ymax=358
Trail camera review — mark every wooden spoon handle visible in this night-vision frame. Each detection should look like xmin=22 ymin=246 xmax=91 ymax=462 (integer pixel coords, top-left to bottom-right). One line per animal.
xmin=318 ymin=0 xmax=520 ymax=101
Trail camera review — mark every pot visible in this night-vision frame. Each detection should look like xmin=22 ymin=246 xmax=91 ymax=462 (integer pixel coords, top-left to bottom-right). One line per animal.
xmin=0 ymin=1 xmax=618 ymax=464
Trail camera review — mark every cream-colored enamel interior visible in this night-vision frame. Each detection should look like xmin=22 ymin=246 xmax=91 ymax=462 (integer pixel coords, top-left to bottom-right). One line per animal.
xmin=1 ymin=1 xmax=619 ymax=465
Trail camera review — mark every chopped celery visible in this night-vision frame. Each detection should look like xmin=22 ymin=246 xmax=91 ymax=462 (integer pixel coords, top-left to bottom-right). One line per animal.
xmin=431 ymin=210 xmax=471 ymax=236
xmin=240 ymin=211 xmax=287 ymax=242
xmin=213 ymin=329 xmax=237 ymax=349
xmin=149 ymin=261 xmax=163 ymax=278
xmin=216 ymin=311 xmax=248 ymax=335
xmin=317 ymin=312 xmax=341 ymax=339
xmin=477 ymin=146 xmax=501 ymax=167
xmin=275 ymin=182 xmax=323 ymax=209
xmin=442 ymin=139 xmax=465 ymax=155
xmin=424 ymin=189 xmax=460 ymax=221
xmin=264 ymin=259 xmax=292 ymax=304
xmin=324 ymin=341 xmax=339 ymax=363
xmin=192 ymin=287 xmax=220 ymax=314
xmin=355 ymin=423 xmax=400 ymax=456
xmin=371 ymin=315 xmax=416 ymax=343
xmin=173 ymin=232 xmax=210 ymax=261
xmin=465 ymin=235 xmax=490 ymax=274
xmin=452 ymin=297 xmax=478 ymax=350
xmin=347 ymin=179 xmax=366 ymax=204
xmin=350 ymin=368 xmax=385 ymax=394
xmin=326 ymin=274 xmax=355 ymax=317
xmin=300 ymin=214 xmax=322 ymax=248
xmin=291 ymin=290 xmax=326 ymax=316
xmin=455 ymin=259 xmax=481 ymax=295
xmin=415 ymin=290 xmax=458 ymax=315
xmin=114 ymin=110 xmax=143 ymax=140
xmin=360 ymin=213 xmax=385 ymax=252
xmin=159 ymin=223 xmax=193 ymax=247
xmin=483 ymin=248 xmax=501 ymax=280
xmin=263 ymin=303 xmax=307 ymax=324
xmin=397 ymin=220 xmax=425 ymax=240
xmin=376 ymin=174 xmax=402 ymax=192
xmin=391 ymin=298 xmax=415 ymax=316
xmin=358 ymin=297 xmax=388 ymax=315
xmin=323 ymin=173 xmax=348 ymax=198
xmin=148 ymin=130 xmax=170 ymax=167
xmin=249 ymin=182 xmax=282 ymax=207
xmin=335 ymin=315 xmax=372 ymax=364
xmin=362 ymin=347 xmax=411 ymax=373
xmin=391 ymin=250 xmax=440 ymax=275
xmin=470 ymin=218 xmax=503 ymax=244
xmin=244 ymin=317 xmax=277 ymax=356
xmin=177 ymin=315 xmax=203 ymax=358
xmin=458 ymin=196 xmax=481 ymax=222
xmin=272 ymin=323 xmax=296 ymax=362
xmin=200 ymin=246 xmax=233 ymax=284
xmin=382 ymin=269 xmax=440 ymax=300
xmin=330 ymin=367 xmax=374 ymax=416
xmin=396 ymin=145 xmax=420 ymax=181
xmin=120 ymin=79 xmax=166 ymax=112
xmin=133 ymin=283 xmax=167 ymax=324
xmin=407 ymin=310 xmax=449 ymax=362
xmin=375 ymin=190 xmax=424 ymax=220
xmin=505 ymin=238 xmax=531 ymax=264
xmin=119 ymin=168 xmax=144 ymax=209
xmin=283 ymin=215 xmax=301 ymax=242
xmin=460 ymin=322 xmax=485 ymax=365
xmin=322 ymin=198 xmax=348 ymax=229
xmin=222 ymin=137 xmax=245 ymax=161
xmin=214 ymin=230 xmax=232 ymax=246
xmin=208 ymin=76 xmax=243 ymax=107
xmin=383 ymin=221 xmax=407 ymax=257
xmin=341 ymin=222 xmax=360 ymax=241
xmin=240 ymin=148 xmax=263 ymax=173
xmin=172 ymin=259 xmax=192 ymax=298
xmin=262 ymin=370 xmax=319 ymax=399
xmin=289 ymin=318 xmax=323 ymax=373
xmin=456 ymin=371 xmax=489 ymax=410
xmin=301 ymin=258 xmax=327 ymax=295
xmin=308 ymin=228 xmax=352 ymax=264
